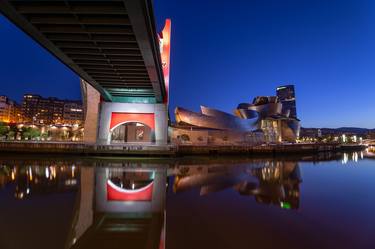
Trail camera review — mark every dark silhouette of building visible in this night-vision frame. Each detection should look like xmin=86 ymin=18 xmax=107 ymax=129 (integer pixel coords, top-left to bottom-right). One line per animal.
xmin=276 ymin=85 xmax=297 ymax=118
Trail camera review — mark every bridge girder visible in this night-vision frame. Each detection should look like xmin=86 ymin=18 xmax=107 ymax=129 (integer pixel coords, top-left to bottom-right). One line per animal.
xmin=0 ymin=0 xmax=166 ymax=103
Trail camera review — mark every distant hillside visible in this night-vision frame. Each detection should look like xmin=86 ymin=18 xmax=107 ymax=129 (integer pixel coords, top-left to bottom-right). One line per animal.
xmin=334 ymin=127 xmax=374 ymax=134
xmin=300 ymin=127 xmax=375 ymax=137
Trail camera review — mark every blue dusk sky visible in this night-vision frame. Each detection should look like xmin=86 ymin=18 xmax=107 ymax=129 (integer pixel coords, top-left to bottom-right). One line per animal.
xmin=1 ymin=0 xmax=375 ymax=128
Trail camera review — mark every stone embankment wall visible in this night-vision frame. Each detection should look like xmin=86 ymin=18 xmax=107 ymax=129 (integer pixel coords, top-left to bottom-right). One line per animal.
xmin=0 ymin=141 xmax=366 ymax=157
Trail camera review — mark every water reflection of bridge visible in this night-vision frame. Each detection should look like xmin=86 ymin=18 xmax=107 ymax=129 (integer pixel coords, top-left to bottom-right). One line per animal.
xmin=67 ymin=167 xmax=166 ymax=249
xmin=0 ymin=153 xmax=367 ymax=248
xmin=66 ymin=160 xmax=302 ymax=249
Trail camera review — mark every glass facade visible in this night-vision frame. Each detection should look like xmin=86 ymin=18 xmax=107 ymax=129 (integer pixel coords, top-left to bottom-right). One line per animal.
xmin=276 ymin=85 xmax=297 ymax=118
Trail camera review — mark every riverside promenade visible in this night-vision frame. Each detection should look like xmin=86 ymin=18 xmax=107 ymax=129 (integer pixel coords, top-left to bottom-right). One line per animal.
xmin=0 ymin=141 xmax=367 ymax=157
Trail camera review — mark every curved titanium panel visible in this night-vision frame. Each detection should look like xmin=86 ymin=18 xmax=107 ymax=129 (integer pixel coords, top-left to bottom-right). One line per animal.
xmin=247 ymin=103 xmax=283 ymax=117
xmin=280 ymin=119 xmax=301 ymax=142
xmin=201 ymin=106 xmax=235 ymax=118
xmin=175 ymin=107 xmax=256 ymax=131
xmin=235 ymin=101 xmax=282 ymax=120
xmin=234 ymin=105 xmax=259 ymax=119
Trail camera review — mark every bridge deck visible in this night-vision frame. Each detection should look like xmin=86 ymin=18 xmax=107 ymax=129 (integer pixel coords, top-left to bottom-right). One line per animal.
xmin=0 ymin=0 xmax=165 ymax=102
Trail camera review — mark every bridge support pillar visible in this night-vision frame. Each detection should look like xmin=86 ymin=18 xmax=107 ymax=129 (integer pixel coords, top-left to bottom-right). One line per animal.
xmin=81 ymin=80 xmax=100 ymax=144
xmin=97 ymin=102 xmax=168 ymax=145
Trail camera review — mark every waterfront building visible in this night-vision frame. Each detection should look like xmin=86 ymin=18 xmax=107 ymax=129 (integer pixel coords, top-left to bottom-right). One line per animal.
xmin=22 ymin=94 xmax=41 ymax=124
xmin=22 ymin=94 xmax=83 ymax=125
xmin=276 ymin=85 xmax=297 ymax=118
xmin=63 ymin=101 xmax=84 ymax=125
xmin=235 ymin=94 xmax=301 ymax=142
xmin=171 ymin=106 xmax=265 ymax=145
xmin=0 ymin=95 xmax=21 ymax=123
xmin=172 ymin=85 xmax=300 ymax=144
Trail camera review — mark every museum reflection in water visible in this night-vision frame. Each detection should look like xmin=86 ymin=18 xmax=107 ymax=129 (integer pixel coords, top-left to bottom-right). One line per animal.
xmin=0 ymin=152 xmax=364 ymax=249
xmin=170 ymin=160 xmax=301 ymax=210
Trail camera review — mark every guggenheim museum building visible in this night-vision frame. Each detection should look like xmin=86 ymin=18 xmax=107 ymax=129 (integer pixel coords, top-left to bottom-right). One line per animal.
xmin=171 ymin=85 xmax=301 ymax=145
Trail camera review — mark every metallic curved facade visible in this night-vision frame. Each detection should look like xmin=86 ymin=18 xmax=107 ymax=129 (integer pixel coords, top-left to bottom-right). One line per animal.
xmin=236 ymin=96 xmax=283 ymax=119
xmin=235 ymin=95 xmax=300 ymax=142
xmin=281 ymin=118 xmax=301 ymax=142
xmin=174 ymin=86 xmax=301 ymax=143
xmin=175 ymin=106 xmax=256 ymax=132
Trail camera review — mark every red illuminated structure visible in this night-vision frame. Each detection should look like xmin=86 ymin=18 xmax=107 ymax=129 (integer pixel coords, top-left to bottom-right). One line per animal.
xmin=159 ymin=19 xmax=171 ymax=104
xmin=109 ymin=112 xmax=155 ymax=130
xmin=106 ymin=180 xmax=154 ymax=201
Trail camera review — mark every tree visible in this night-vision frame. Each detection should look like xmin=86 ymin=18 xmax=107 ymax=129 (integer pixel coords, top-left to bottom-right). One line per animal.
xmin=8 ymin=124 xmax=18 ymax=140
xmin=29 ymin=128 xmax=41 ymax=140
xmin=7 ymin=131 xmax=15 ymax=140
xmin=41 ymin=132 xmax=49 ymax=140
xmin=0 ymin=123 xmax=9 ymax=139
xmin=21 ymin=127 xmax=29 ymax=140
xmin=21 ymin=127 xmax=41 ymax=140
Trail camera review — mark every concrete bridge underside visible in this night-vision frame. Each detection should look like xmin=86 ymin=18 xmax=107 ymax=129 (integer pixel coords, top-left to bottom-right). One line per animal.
xmin=0 ymin=0 xmax=170 ymax=146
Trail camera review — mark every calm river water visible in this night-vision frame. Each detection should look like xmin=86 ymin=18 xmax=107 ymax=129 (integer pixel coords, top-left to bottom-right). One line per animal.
xmin=0 ymin=152 xmax=374 ymax=249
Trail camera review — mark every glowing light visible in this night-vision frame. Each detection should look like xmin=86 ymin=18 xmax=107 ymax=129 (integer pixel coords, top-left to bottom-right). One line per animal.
xmin=342 ymin=153 xmax=348 ymax=164
xmin=277 ymin=86 xmax=287 ymax=90
xmin=51 ymin=166 xmax=56 ymax=179
xmin=70 ymin=108 xmax=82 ymax=112
xmin=29 ymin=167 xmax=33 ymax=181
xmin=342 ymin=134 xmax=347 ymax=143
xmin=72 ymin=165 xmax=75 ymax=178
xmin=352 ymin=152 xmax=358 ymax=162
xmin=65 ymin=179 xmax=77 ymax=186
xmin=280 ymin=202 xmax=291 ymax=209
xmin=45 ymin=168 xmax=50 ymax=179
